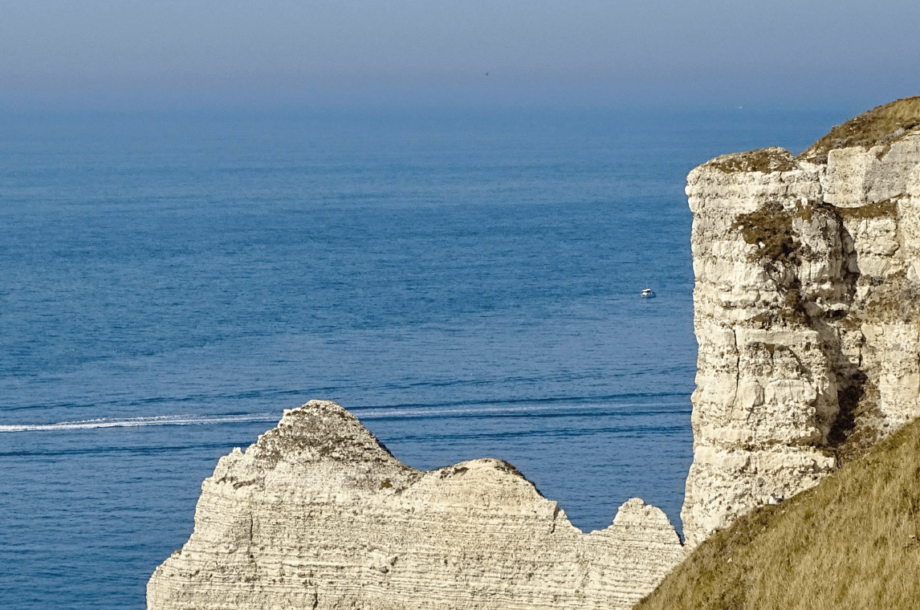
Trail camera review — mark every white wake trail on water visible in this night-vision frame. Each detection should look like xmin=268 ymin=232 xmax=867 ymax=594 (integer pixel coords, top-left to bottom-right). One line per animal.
xmin=0 ymin=413 xmax=281 ymax=433
xmin=0 ymin=401 xmax=688 ymax=433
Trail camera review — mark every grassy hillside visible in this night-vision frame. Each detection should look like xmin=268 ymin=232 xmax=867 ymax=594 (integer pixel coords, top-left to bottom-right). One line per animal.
xmin=637 ymin=418 xmax=920 ymax=610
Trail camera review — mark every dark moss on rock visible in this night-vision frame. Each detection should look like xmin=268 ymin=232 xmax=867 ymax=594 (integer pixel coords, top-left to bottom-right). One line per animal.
xmin=732 ymin=201 xmax=851 ymax=327
xmin=732 ymin=202 xmax=800 ymax=265
xmin=836 ymin=196 xmax=900 ymax=220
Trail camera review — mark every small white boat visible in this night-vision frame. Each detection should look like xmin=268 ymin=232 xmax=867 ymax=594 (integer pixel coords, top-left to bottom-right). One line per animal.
xmin=640 ymin=288 xmax=655 ymax=298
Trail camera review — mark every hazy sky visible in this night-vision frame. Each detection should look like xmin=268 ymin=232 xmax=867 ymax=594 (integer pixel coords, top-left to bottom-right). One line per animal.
xmin=2 ymin=0 xmax=919 ymax=110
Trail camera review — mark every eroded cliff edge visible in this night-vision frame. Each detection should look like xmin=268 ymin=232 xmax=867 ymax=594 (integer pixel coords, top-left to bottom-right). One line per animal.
xmin=148 ymin=401 xmax=687 ymax=610
xmin=681 ymin=96 xmax=920 ymax=547
xmin=148 ymin=96 xmax=920 ymax=609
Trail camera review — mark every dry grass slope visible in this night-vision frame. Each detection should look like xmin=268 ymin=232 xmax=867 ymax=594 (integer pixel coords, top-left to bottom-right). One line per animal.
xmin=799 ymin=96 xmax=920 ymax=163
xmin=637 ymin=417 xmax=920 ymax=610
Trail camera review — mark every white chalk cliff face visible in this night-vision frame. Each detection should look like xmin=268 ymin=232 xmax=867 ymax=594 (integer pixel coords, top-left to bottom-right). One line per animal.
xmin=148 ymin=97 xmax=920 ymax=608
xmin=682 ymin=97 xmax=920 ymax=547
xmin=148 ymin=401 xmax=687 ymax=610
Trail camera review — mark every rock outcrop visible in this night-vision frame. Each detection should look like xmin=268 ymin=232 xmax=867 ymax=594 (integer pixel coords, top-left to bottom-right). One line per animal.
xmin=148 ymin=401 xmax=687 ymax=610
xmin=682 ymin=96 xmax=920 ymax=547
xmin=149 ymin=96 xmax=920 ymax=608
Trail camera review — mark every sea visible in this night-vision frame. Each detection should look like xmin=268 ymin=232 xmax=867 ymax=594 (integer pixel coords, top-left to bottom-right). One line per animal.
xmin=0 ymin=105 xmax=847 ymax=609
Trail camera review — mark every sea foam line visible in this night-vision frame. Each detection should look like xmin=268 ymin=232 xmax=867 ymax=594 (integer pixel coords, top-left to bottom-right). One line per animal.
xmin=0 ymin=400 xmax=689 ymax=433
xmin=0 ymin=413 xmax=281 ymax=433
xmin=357 ymin=401 xmax=689 ymax=420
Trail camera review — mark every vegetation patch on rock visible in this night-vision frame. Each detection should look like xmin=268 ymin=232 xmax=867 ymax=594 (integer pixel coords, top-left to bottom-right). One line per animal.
xmin=707 ymin=147 xmax=799 ymax=174
xmin=253 ymin=401 xmax=399 ymax=467
xmin=732 ymin=202 xmax=800 ymax=265
xmin=731 ymin=202 xmax=816 ymax=325
xmin=836 ymin=196 xmax=899 ymax=220
xmin=863 ymin=270 xmax=920 ymax=325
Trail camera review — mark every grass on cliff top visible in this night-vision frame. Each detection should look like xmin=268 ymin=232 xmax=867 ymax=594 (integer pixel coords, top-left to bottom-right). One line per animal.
xmin=636 ymin=417 xmax=920 ymax=610
xmin=799 ymin=95 xmax=920 ymax=162
xmin=708 ymin=147 xmax=799 ymax=174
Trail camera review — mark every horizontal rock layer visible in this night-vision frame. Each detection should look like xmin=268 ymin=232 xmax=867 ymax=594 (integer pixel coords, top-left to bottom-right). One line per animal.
xmin=682 ymin=107 xmax=920 ymax=547
xmin=148 ymin=400 xmax=687 ymax=610
xmin=149 ymin=97 xmax=920 ymax=608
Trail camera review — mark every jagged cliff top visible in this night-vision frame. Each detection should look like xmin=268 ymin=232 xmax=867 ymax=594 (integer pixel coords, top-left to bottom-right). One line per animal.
xmin=250 ymin=400 xmax=404 ymax=467
xmin=149 ymin=400 xmax=688 ymax=610
xmin=799 ymin=95 xmax=920 ymax=163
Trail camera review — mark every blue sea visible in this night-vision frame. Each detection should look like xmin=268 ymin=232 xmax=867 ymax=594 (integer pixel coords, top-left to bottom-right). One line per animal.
xmin=0 ymin=106 xmax=845 ymax=609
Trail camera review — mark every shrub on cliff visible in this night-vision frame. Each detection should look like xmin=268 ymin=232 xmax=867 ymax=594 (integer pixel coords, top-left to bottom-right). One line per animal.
xmin=637 ymin=417 xmax=920 ymax=610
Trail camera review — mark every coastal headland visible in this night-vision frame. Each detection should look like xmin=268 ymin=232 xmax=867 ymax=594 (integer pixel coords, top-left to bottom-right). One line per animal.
xmin=148 ymin=96 xmax=920 ymax=609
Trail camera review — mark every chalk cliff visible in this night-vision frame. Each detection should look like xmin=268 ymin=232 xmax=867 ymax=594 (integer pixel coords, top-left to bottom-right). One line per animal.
xmin=682 ymin=96 xmax=920 ymax=547
xmin=147 ymin=401 xmax=687 ymax=610
xmin=148 ymin=97 xmax=920 ymax=608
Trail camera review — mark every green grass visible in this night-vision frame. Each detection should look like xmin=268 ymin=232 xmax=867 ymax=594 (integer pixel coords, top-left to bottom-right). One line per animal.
xmin=800 ymin=96 xmax=920 ymax=162
xmin=636 ymin=417 xmax=920 ymax=610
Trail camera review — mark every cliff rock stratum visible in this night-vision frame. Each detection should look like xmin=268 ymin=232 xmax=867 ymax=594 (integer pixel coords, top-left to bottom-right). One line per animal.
xmin=148 ymin=97 xmax=920 ymax=609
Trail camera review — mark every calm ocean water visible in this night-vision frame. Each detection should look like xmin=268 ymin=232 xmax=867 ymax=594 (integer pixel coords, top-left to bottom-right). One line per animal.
xmin=1 ymin=106 xmax=843 ymax=609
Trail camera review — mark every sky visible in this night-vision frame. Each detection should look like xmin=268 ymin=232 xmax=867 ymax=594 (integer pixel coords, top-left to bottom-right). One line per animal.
xmin=2 ymin=0 xmax=919 ymax=111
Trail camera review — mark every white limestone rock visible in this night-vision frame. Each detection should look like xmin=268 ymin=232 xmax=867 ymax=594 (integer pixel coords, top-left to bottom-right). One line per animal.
xmin=147 ymin=400 xmax=687 ymax=610
xmin=148 ymin=98 xmax=920 ymax=607
xmin=682 ymin=101 xmax=920 ymax=547
xmin=681 ymin=445 xmax=833 ymax=543
xmin=823 ymin=133 xmax=920 ymax=208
